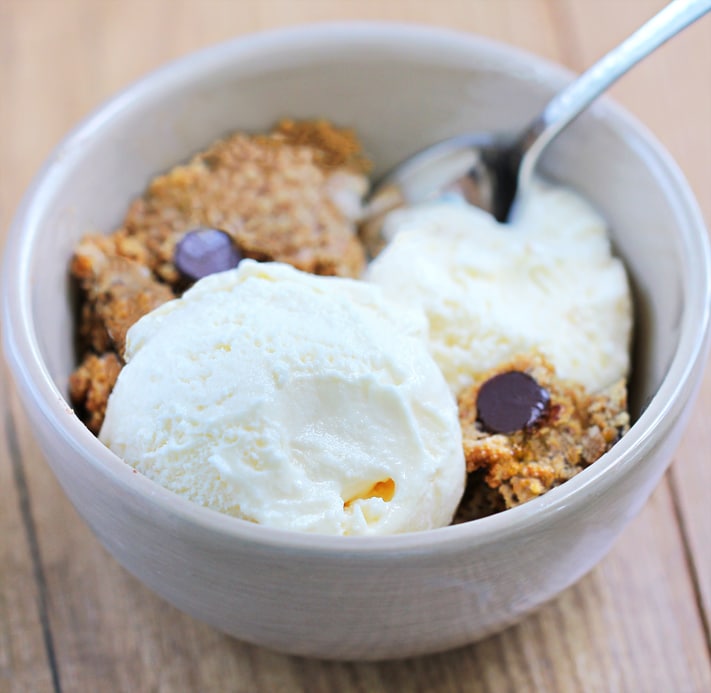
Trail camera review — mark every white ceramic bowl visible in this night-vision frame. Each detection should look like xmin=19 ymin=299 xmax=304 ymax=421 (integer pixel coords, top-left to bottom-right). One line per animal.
xmin=3 ymin=24 xmax=710 ymax=660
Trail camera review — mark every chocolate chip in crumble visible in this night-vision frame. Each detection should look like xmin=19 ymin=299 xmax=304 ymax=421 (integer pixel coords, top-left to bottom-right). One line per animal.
xmin=476 ymin=370 xmax=550 ymax=434
xmin=174 ymin=228 xmax=242 ymax=281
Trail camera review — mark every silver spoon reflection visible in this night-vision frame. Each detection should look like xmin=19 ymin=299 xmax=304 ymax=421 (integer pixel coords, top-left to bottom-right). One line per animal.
xmin=364 ymin=0 xmax=710 ymax=245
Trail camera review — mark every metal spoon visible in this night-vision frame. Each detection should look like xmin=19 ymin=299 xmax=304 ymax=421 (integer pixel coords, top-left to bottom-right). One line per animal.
xmin=365 ymin=0 xmax=711 ymax=235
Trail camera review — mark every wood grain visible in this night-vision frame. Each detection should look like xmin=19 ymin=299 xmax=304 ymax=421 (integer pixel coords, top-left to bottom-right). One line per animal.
xmin=1 ymin=1 xmax=710 ymax=692
xmin=0 ymin=383 xmax=55 ymax=693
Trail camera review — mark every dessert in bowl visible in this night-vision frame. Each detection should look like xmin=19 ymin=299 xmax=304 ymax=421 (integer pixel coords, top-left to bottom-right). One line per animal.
xmin=2 ymin=23 xmax=709 ymax=659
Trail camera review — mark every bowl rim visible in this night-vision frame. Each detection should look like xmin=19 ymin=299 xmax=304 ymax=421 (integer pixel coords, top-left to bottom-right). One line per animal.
xmin=3 ymin=21 xmax=710 ymax=555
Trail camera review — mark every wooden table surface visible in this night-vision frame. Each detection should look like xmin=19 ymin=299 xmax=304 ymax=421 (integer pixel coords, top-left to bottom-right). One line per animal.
xmin=1 ymin=1 xmax=710 ymax=691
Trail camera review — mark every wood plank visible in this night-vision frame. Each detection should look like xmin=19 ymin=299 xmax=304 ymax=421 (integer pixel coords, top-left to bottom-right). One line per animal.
xmin=672 ymin=370 xmax=711 ymax=636
xmin=1 ymin=0 xmax=709 ymax=691
xmin=0 ymin=5 xmax=60 ymax=692
xmin=0 ymin=381 xmax=56 ymax=693
xmin=250 ymin=0 xmax=561 ymax=61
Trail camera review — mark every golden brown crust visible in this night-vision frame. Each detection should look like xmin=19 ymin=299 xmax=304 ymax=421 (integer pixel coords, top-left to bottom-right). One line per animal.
xmin=69 ymin=235 xmax=174 ymax=432
xmin=113 ymin=121 xmax=367 ymax=286
xmin=71 ymin=235 xmax=175 ymax=356
xmin=68 ymin=352 xmax=122 ymax=435
xmin=457 ymin=353 xmax=629 ymax=515
xmin=265 ymin=119 xmax=371 ymax=174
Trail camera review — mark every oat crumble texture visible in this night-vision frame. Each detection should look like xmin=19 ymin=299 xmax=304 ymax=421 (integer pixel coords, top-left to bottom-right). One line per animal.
xmin=457 ymin=353 xmax=629 ymax=513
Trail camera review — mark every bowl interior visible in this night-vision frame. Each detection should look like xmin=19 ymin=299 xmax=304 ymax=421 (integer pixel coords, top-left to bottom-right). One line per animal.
xmin=17 ymin=26 xmax=702 ymax=437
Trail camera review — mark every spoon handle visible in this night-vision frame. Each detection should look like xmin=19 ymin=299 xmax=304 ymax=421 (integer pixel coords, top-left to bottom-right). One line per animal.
xmin=519 ymin=0 xmax=711 ymax=187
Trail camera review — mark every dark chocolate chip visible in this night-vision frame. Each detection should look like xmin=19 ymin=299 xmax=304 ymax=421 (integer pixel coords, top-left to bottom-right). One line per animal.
xmin=476 ymin=370 xmax=550 ymax=435
xmin=174 ymin=228 xmax=242 ymax=281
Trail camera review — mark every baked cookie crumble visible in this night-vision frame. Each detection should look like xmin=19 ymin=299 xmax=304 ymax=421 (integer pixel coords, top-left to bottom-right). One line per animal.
xmin=457 ymin=353 xmax=629 ymax=514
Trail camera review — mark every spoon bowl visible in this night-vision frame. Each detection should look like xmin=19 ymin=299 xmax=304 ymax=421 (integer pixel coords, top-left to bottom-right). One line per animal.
xmin=366 ymin=0 xmax=711 ymax=230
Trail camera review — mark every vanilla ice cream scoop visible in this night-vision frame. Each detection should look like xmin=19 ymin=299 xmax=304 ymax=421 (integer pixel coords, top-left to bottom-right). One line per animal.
xmin=366 ymin=182 xmax=632 ymax=394
xmin=100 ymin=260 xmax=465 ymax=535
